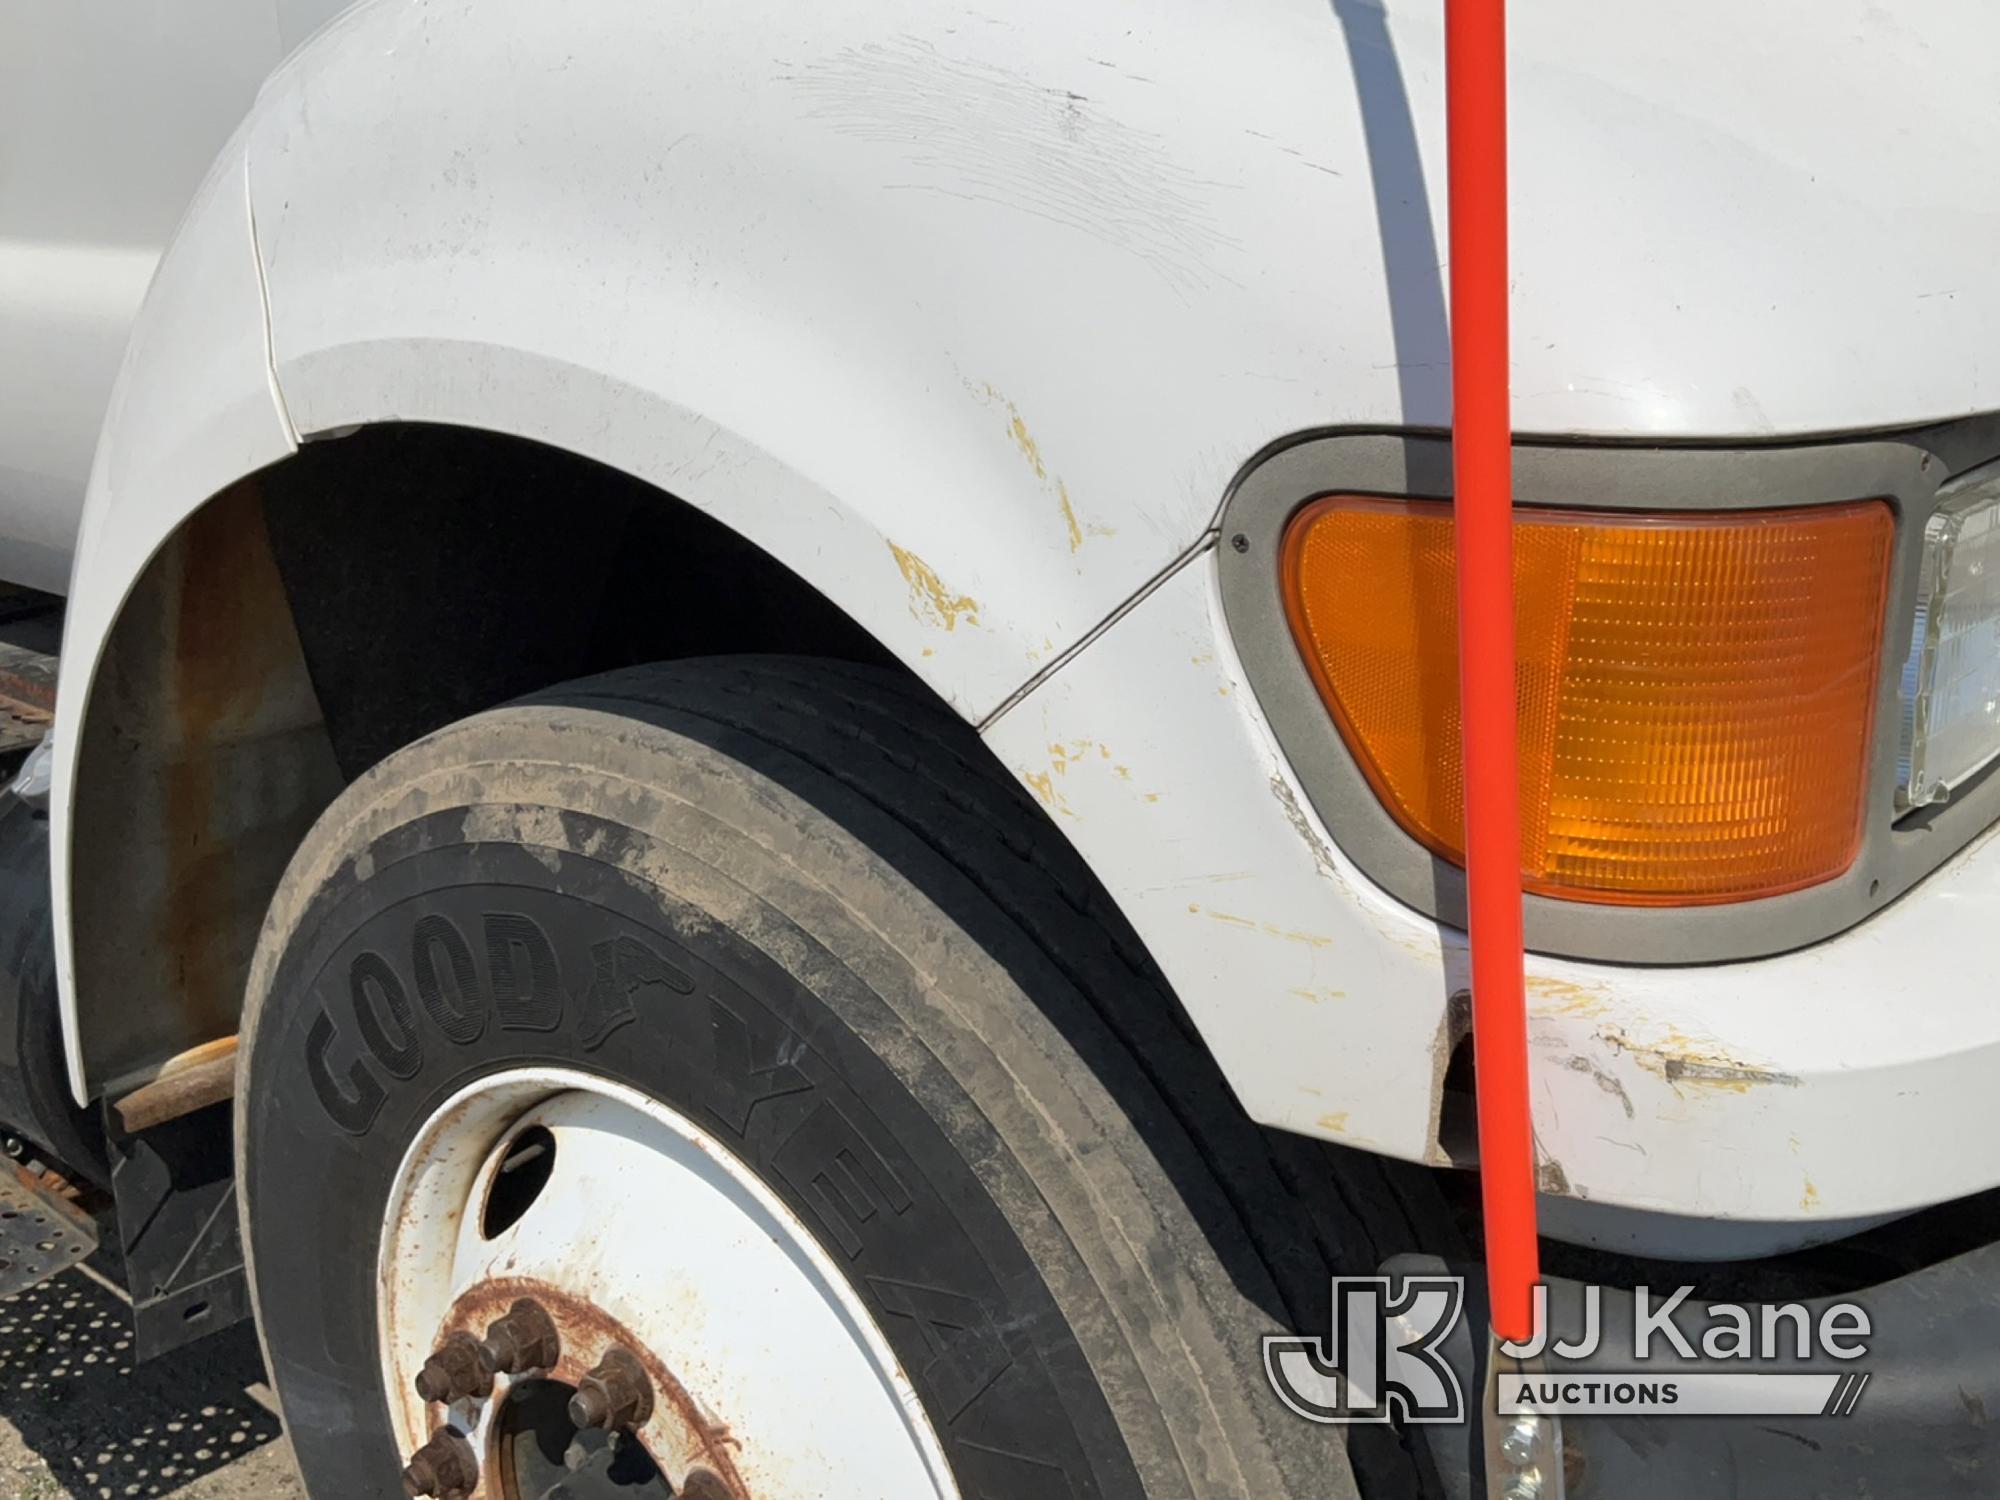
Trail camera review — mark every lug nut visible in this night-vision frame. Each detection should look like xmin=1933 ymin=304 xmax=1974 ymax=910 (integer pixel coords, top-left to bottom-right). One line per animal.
xmin=401 ymin=1427 xmax=478 ymax=1499
xmin=481 ymin=1296 xmax=562 ymax=1376
xmin=414 ymin=1332 xmax=493 ymax=1404
xmin=567 ymin=1345 xmax=655 ymax=1432
xmin=414 ymin=1298 xmax=561 ymax=1404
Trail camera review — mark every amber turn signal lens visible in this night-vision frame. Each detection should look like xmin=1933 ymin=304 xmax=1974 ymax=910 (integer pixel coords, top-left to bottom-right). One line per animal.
xmin=1282 ymin=497 xmax=1895 ymax=905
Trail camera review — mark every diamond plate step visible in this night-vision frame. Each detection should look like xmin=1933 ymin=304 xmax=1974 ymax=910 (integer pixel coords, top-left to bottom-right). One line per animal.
xmin=0 ymin=1160 xmax=98 ymax=1298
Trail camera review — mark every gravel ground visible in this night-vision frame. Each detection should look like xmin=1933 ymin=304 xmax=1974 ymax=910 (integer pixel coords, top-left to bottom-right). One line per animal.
xmin=0 ymin=1271 xmax=305 ymax=1499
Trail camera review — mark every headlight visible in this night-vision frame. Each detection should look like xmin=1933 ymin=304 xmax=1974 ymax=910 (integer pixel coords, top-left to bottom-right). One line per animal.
xmin=1282 ymin=497 xmax=1895 ymax=905
xmin=1899 ymin=467 xmax=2000 ymax=811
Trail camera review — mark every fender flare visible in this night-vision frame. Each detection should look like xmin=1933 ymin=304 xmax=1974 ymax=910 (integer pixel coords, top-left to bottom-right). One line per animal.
xmin=58 ymin=0 xmax=1315 ymax=1102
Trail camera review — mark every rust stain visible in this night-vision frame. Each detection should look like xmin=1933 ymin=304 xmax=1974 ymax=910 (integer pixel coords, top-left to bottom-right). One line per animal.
xmin=443 ymin=1276 xmax=751 ymax=1500
xmin=887 ymin=542 xmax=980 ymax=631
xmin=162 ymin=481 xmax=301 ymax=1042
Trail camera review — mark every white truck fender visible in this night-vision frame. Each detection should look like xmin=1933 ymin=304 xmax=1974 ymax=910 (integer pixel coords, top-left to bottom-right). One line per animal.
xmin=51 ymin=142 xmax=298 ymax=1102
xmin=49 ymin=0 xmax=2000 ymax=1232
xmin=233 ymin=0 xmax=2000 ymax=719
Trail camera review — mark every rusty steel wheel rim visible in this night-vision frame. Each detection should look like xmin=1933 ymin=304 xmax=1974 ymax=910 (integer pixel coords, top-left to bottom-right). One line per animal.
xmin=377 ymin=1069 xmax=960 ymax=1499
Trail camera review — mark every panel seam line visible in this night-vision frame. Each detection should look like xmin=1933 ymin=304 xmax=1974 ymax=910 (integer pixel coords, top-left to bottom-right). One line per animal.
xmin=977 ymin=529 xmax=1220 ymax=733
xmin=244 ymin=153 xmax=300 ymax=445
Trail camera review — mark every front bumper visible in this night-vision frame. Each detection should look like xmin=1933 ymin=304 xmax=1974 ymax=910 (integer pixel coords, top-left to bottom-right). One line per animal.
xmin=1396 ymin=1232 xmax=2000 ymax=1499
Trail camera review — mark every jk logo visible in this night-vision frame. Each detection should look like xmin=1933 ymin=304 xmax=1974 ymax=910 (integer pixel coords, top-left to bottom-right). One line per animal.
xmin=1263 ymin=1276 xmax=1466 ymax=1424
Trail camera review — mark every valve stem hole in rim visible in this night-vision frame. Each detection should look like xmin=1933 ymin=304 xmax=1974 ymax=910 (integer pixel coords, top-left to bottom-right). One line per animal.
xmin=499 ymin=1378 xmax=674 ymax=1497
xmin=482 ymin=1124 xmax=558 ymax=1240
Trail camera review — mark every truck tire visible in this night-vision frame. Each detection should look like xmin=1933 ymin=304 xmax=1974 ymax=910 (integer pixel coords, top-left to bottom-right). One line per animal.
xmin=238 ymin=657 xmax=1437 ymax=1499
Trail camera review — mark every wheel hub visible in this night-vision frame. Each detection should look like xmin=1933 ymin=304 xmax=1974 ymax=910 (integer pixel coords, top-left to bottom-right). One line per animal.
xmin=376 ymin=1069 xmax=958 ymax=1500
xmin=497 ymin=1378 xmax=673 ymax=1499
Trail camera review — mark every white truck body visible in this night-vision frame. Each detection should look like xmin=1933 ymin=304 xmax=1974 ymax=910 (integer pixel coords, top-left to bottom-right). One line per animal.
xmin=8 ymin=0 xmax=2000 ymax=1253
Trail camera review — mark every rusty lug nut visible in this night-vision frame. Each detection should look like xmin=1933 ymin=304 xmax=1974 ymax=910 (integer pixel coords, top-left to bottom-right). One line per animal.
xmin=415 ymin=1298 xmax=561 ymax=1404
xmin=413 ymin=1331 xmax=494 ymax=1404
xmin=401 ymin=1427 xmax=478 ymax=1498
xmin=480 ymin=1296 xmax=561 ymax=1377
xmin=567 ymin=1345 xmax=655 ymax=1432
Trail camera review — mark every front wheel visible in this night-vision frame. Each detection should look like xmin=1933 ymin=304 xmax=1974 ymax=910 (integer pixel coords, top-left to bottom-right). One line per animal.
xmin=238 ymin=659 xmax=1433 ymax=1498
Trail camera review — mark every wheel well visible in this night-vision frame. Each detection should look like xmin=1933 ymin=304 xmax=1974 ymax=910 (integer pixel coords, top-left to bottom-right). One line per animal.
xmin=68 ymin=423 xmax=913 ymax=1096
xmin=264 ymin=425 xmax=900 ymax=779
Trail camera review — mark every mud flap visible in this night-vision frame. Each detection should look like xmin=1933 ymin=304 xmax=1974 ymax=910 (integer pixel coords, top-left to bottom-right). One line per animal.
xmin=103 ymin=1098 xmax=250 ymax=1359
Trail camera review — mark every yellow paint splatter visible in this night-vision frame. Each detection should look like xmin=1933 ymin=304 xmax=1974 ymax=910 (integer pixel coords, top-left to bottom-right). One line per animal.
xmin=1596 ymin=1023 xmax=1797 ymax=1095
xmin=1525 ymin=975 xmax=1614 ymax=1020
xmin=1047 ymin=739 xmax=1096 ymax=774
xmin=1316 ymin=1111 xmax=1350 ymax=1134
xmin=1801 ymin=1178 xmax=1820 ymax=1212
xmin=888 ymin=542 xmax=980 ymax=631
xmin=1188 ymin=904 xmax=1335 ymax=948
xmin=1289 ymin=987 xmax=1347 ymax=1004
xmin=970 ymin=382 xmax=1102 ymax=552
xmin=1057 ymin=481 xmax=1083 ymax=552
xmin=1008 ymin=408 xmax=1047 ymax=480
xmin=1022 ymin=769 xmax=1077 ymax=818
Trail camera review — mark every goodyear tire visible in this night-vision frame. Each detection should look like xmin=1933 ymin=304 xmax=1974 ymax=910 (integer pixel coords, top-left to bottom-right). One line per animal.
xmin=238 ymin=658 xmax=1438 ymax=1498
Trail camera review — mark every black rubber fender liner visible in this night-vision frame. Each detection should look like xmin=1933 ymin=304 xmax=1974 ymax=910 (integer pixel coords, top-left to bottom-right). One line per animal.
xmin=0 ymin=792 xmax=105 ymax=1183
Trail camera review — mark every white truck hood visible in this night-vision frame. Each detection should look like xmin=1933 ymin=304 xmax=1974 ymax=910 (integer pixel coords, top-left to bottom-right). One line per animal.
xmin=1337 ymin=0 xmax=1999 ymax=437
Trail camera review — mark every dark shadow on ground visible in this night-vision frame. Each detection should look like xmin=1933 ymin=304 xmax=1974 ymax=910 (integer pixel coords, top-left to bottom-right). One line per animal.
xmin=0 ymin=1270 xmax=282 ymax=1498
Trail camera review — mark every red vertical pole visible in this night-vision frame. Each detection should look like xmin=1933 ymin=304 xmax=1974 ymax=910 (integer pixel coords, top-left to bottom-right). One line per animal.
xmin=1444 ymin=0 xmax=1538 ymax=1344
